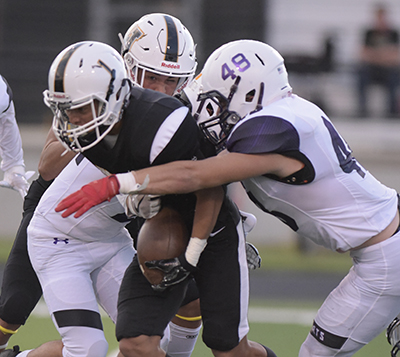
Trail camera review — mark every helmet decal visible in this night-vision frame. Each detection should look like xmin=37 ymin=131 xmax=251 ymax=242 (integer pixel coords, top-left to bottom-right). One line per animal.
xmin=97 ymin=60 xmax=116 ymax=101
xmin=125 ymin=26 xmax=145 ymax=55
xmin=54 ymin=43 xmax=84 ymax=93
xmin=162 ymin=15 xmax=178 ymax=62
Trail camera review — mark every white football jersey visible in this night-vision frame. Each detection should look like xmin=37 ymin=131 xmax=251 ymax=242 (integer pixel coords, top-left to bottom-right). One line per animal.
xmin=226 ymin=94 xmax=397 ymax=252
xmin=30 ymin=154 xmax=131 ymax=242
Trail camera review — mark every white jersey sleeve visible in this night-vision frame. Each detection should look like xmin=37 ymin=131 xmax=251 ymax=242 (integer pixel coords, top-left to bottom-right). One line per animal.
xmin=227 ymin=95 xmax=398 ymax=252
xmin=31 ymin=154 xmax=131 ymax=241
xmin=0 ymin=75 xmax=24 ymax=171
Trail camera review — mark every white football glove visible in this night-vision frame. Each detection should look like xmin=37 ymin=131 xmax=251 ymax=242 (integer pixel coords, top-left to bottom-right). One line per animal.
xmin=126 ymin=194 xmax=161 ymax=219
xmin=0 ymin=165 xmax=35 ymax=199
xmin=240 ymin=210 xmax=257 ymax=237
xmin=246 ymin=242 xmax=262 ymax=270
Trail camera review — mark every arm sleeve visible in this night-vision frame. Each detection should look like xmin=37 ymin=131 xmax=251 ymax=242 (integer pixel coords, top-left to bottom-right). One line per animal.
xmin=0 ymin=76 xmax=25 ymax=171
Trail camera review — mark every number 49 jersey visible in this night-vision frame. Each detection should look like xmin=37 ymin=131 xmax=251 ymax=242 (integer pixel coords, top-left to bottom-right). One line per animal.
xmin=226 ymin=94 xmax=398 ymax=252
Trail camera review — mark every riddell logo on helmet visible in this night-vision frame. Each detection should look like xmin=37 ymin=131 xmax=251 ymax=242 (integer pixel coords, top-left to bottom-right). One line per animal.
xmin=53 ymin=93 xmax=67 ymax=99
xmin=161 ymin=62 xmax=180 ymax=69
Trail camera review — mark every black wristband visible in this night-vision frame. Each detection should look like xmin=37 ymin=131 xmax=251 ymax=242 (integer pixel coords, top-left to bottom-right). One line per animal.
xmin=178 ymin=253 xmax=198 ymax=273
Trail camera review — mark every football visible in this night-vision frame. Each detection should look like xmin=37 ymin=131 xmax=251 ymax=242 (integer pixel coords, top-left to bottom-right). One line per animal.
xmin=136 ymin=206 xmax=189 ymax=285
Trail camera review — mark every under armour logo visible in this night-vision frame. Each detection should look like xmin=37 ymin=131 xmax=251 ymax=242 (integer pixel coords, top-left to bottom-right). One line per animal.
xmin=53 ymin=238 xmax=69 ymax=245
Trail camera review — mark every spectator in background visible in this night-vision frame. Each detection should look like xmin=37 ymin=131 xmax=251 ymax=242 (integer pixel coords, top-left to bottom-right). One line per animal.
xmin=357 ymin=4 xmax=400 ymax=118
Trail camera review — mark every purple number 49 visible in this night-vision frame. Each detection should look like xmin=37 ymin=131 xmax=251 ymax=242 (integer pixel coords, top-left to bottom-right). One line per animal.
xmin=221 ymin=53 xmax=251 ymax=80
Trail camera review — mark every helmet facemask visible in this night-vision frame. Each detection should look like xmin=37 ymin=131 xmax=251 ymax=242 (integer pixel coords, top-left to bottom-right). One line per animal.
xmin=45 ymin=92 xmax=119 ymax=152
xmin=196 ymin=77 xmax=242 ymax=151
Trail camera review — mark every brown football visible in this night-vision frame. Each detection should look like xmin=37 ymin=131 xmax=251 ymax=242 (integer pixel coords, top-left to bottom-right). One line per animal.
xmin=136 ymin=206 xmax=190 ymax=285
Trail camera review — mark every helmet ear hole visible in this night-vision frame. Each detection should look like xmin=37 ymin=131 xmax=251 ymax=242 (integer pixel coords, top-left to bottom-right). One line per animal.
xmin=206 ymin=103 xmax=215 ymax=116
xmin=116 ymin=87 xmax=122 ymax=101
xmin=245 ymin=89 xmax=256 ymax=102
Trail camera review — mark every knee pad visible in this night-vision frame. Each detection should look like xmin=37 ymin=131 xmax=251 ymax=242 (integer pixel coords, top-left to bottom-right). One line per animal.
xmin=59 ymin=325 xmax=108 ymax=357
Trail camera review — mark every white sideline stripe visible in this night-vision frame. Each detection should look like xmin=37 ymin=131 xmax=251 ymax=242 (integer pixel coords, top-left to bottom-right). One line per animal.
xmin=32 ymin=301 xmax=317 ymax=325
xmin=32 ymin=301 xmax=317 ymax=326
xmin=31 ymin=302 xmax=317 ymax=357
xmin=248 ymin=306 xmax=317 ymax=326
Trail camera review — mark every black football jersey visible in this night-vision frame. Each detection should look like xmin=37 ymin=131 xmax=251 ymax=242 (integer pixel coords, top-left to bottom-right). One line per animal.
xmin=82 ymin=86 xmax=202 ymax=229
xmin=83 ymin=87 xmax=202 ymax=173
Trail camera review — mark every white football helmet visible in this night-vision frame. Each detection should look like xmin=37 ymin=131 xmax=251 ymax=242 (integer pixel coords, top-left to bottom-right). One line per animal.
xmin=120 ymin=13 xmax=197 ymax=94
xmin=43 ymin=41 xmax=131 ymax=152
xmin=196 ymin=39 xmax=292 ymax=149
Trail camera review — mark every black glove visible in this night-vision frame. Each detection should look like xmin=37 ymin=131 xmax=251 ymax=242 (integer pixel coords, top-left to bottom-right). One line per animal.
xmin=145 ymin=254 xmax=197 ymax=292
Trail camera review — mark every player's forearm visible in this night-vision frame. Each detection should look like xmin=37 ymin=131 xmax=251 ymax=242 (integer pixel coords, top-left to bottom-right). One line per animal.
xmin=132 ymin=160 xmax=207 ymax=195
xmin=191 ymin=186 xmax=224 ymax=240
xmin=185 ymin=186 xmax=224 ymax=266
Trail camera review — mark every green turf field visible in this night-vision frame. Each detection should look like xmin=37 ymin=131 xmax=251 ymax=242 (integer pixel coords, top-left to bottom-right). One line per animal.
xmin=0 ymin=239 xmax=390 ymax=356
xmin=3 ymin=300 xmax=388 ymax=356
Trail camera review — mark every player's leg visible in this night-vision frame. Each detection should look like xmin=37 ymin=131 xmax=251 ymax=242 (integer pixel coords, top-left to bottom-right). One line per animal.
xmin=0 ymin=179 xmax=48 ymax=351
xmin=91 ymin=234 xmax=135 ymax=323
xmin=196 ymin=200 xmax=272 ymax=356
xmin=124 ymin=216 xmax=200 ymax=357
xmin=116 ymin=255 xmax=188 ymax=357
xmin=0 ymin=340 xmax=62 ymax=357
xmin=7 ymin=279 xmax=108 ymax=357
xmin=299 ymin=232 xmax=400 ymax=356
xmin=27 ymin=232 xmax=111 ymax=357
xmin=168 ymin=279 xmax=202 ymax=357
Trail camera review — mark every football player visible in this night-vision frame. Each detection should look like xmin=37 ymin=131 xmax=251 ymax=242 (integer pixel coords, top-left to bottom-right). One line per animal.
xmin=51 ymin=41 xmax=275 ymax=357
xmin=119 ymin=14 xmax=203 ymax=357
xmin=61 ymin=39 xmax=400 ymax=357
xmin=0 ymin=74 xmax=33 ymax=198
xmin=0 ymin=14 xmax=203 ymax=357
xmin=120 ymin=14 xmax=258 ymax=355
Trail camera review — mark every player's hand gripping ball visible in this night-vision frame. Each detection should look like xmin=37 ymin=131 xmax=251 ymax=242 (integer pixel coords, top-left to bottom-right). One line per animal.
xmin=137 ymin=206 xmax=189 ymax=286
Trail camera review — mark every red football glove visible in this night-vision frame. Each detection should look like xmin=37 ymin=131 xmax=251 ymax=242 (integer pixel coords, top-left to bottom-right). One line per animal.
xmin=55 ymin=175 xmax=120 ymax=218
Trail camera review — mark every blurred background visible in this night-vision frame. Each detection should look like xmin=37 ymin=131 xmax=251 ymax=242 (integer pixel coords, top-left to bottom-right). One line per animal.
xmin=1 ymin=1 xmax=400 ymax=354
xmin=2 ymin=0 xmax=400 ymax=248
